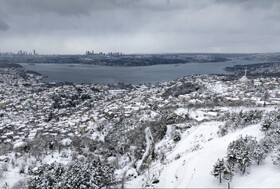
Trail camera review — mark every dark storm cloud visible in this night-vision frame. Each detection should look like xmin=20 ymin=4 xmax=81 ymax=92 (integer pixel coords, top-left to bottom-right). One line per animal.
xmin=0 ymin=0 xmax=279 ymax=54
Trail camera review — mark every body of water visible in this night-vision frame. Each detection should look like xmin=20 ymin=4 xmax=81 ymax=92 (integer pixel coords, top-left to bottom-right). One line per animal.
xmin=20 ymin=60 xmax=264 ymax=84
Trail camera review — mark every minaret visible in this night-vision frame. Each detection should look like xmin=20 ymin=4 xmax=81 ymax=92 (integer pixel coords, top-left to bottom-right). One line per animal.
xmin=239 ymin=69 xmax=248 ymax=83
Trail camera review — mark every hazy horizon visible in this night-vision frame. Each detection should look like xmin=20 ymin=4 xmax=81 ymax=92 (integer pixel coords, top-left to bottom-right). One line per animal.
xmin=2 ymin=51 xmax=278 ymax=56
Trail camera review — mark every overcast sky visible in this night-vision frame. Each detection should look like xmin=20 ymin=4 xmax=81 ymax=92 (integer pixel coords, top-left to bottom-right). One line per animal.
xmin=0 ymin=0 xmax=280 ymax=54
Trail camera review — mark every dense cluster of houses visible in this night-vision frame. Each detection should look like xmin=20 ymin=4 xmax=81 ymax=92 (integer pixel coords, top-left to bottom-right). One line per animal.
xmin=0 ymin=68 xmax=279 ymax=152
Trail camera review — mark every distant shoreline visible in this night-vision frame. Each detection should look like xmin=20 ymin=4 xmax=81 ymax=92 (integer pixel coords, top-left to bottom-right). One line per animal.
xmin=1 ymin=52 xmax=280 ymax=67
xmin=0 ymin=53 xmax=229 ymax=67
xmin=225 ymin=61 xmax=280 ymax=77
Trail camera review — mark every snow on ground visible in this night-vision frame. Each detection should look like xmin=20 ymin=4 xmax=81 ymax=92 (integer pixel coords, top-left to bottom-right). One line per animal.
xmin=0 ymin=167 xmax=26 ymax=187
xmin=175 ymin=108 xmax=210 ymax=122
xmin=218 ymin=106 xmax=277 ymax=113
xmin=126 ymin=121 xmax=266 ymax=188
xmin=42 ymin=150 xmax=72 ymax=165
xmin=233 ymin=155 xmax=280 ymax=188
xmin=139 ymin=111 xmax=159 ymax=122
xmin=0 ymin=150 xmax=73 ymax=188
xmin=206 ymin=81 xmax=228 ymax=94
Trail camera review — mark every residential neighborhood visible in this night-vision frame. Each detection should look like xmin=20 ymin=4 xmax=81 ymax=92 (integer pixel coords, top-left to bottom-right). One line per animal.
xmin=0 ymin=66 xmax=280 ymax=188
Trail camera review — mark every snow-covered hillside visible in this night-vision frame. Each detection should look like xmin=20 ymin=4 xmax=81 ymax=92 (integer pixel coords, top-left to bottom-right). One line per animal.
xmin=126 ymin=107 xmax=280 ymax=188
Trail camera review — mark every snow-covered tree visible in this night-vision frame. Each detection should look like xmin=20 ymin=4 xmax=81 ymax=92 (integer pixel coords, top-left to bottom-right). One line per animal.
xmin=259 ymin=136 xmax=275 ymax=154
xmin=261 ymin=119 xmax=273 ymax=133
xmin=237 ymin=150 xmax=251 ymax=174
xmin=261 ymin=109 xmax=280 ymax=134
xmin=226 ymin=136 xmax=257 ymax=174
xmin=212 ymin=159 xmax=226 ymax=184
xmin=252 ymin=144 xmax=267 ymax=165
xmin=218 ymin=123 xmax=229 ymax=137
xmin=219 ymin=110 xmax=263 ymax=136
xmin=222 ymin=161 xmax=234 ymax=183
xmin=272 ymin=148 xmax=280 ymax=166
xmin=212 ymin=158 xmax=234 ymax=184
xmin=27 ymin=159 xmax=115 ymax=189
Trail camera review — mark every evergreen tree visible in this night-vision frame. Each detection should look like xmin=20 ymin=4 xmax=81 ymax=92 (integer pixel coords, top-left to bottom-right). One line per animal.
xmin=252 ymin=144 xmax=267 ymax=165
xmin=226 ymin=136 xmax=257 ymax=174
xmin=27 ymin=159 xmax=115 ymax=189
xmin=237 ymin=150 xmax=251 ymax=174
xmin=222 ymin=161 xmax=234 ymax=183
xmin=272 ymin=148 xmax=280 ymax=166
xmin=212 ymin=158 xmax=234 ymax=184
xmin=261 ymin=119 xmax=272 ymax=133
xmin=212 ymin=159 xmax=225 ymax=184
xmin=259 ymin=137 xmax=275 ymax=154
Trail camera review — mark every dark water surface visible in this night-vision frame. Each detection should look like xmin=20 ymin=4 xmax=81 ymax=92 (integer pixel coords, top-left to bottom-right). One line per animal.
xmin=20 ymin=60 xmax=265 ymax=84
